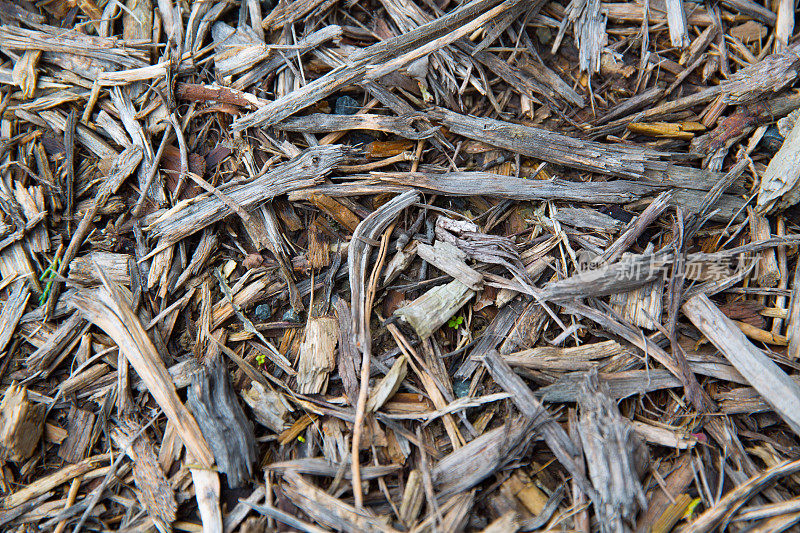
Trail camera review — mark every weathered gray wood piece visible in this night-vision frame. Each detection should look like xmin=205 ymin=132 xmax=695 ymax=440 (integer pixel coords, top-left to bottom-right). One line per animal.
xmin=233 ymin=25 xmax=343 ymax=89
xmin=187 ymin=354 xmax=256 ymax=488
xmin=26 ymin=313 xmax=89 ymax=371
xmin=333 ymin=296 xmax=360 ymax=404
xmin=455 ymin=298 xmax=527 ymax=379
xmin=429 ymin=107 xmax=675 ymax=179
xmin=555 ymin=207 xmax=624 ymax=231
xmin=758 ymin=111 xmax=800 ymax=213
xmin=146 ymin=145 xmax=351 ymax=244
xmin=276 ymin=113 xmax=439 ymax=140
xmin=432 ymin=417 xmax=537 ymax=496
xmin=664 ymin=0 xmax=690 ymax=47
xmin=578 ymin=369 xmax=647 ymax=533
xmin=289 ymin=174 xmax=747 ymax=221
xmin=789 ymin=264 xmax=800 ymax=359
xmin=603 ymin=42 xmax=800 ymax=135
xmin=574 ymin=0 xmax=608 ymax=72
xmin=599 ymin=191 xmax=671 ymax=264
xmin=0 ymin=280 xmax=29 ymax=355
xmin=416 ymin=241 xmax=483 ymax=291
xmin=267 ymin=458 xmax=400 ymax=479
xmin=683 ymin=294 xmax=800 ymax=437
xmin=394 ymin=279 xmax=475 ymax=340
xmin=233 ymin=0 xmax=524 ymax=131
xmin=482 ymin=350 xmax=597 ymax=498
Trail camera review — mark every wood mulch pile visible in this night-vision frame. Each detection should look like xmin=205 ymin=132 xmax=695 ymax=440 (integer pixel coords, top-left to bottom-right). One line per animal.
xmin=1 ymin=0 xmax=800 ymax=531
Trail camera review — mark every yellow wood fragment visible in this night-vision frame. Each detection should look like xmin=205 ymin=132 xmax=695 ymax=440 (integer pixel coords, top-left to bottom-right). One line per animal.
xmin=652 ymin=493 xmax=693 ymax=533
xmin=278 ymin=414 xmax=318 ymax=445
xmin=627 ymin=121 xmax=705 ymax=140
xmin=735 ymin=320 xmax=789 ymax=345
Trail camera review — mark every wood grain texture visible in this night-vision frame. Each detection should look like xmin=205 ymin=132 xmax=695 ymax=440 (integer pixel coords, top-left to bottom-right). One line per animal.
xmin=683 ymin=294 xmax=800 ymax=436
xmin=146 ymin=145 xmax=351 ymax=244
xmin=187 ymin=354 xmax=256 ymax=488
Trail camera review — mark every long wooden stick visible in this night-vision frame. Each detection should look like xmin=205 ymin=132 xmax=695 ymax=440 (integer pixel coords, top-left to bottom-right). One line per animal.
xmin=683 ymin=294 xmax=800 ymax=436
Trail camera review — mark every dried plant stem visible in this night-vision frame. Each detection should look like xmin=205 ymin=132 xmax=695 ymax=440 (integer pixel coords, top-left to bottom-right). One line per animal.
xmin=352 ymin=222 xmax=394 ymax=508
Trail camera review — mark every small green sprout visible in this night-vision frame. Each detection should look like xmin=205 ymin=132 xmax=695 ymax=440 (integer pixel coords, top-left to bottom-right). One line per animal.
xmin=38 ymin=257 xmax=60 ymax=306
xmin=447 ymin=315 xmax=464 ymax=329
xmin=255 ymin=352 xmax=266 ymax=366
